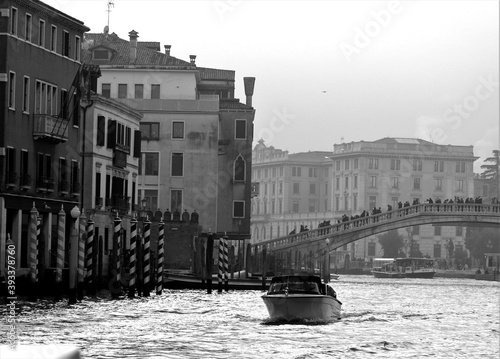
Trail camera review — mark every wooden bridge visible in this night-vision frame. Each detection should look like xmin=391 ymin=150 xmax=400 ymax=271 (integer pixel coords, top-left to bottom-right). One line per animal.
xmin=249 ymin=203 xmax=500 ymax=276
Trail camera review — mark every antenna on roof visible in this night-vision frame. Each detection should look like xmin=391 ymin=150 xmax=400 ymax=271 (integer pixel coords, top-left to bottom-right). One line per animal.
xmin=106 ymin=0 xmax=115 ymax=29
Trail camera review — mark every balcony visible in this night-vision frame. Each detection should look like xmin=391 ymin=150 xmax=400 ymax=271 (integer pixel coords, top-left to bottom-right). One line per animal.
xmin=5 ymin=172 xmax=18 ymax=189
xmin=36 ymin=176 xmax=55 ymax=193
xmin=58 ymin=180 xmax=69 ymax=195
xmin=20 ymin=173 xmax=32 ymax=190
xmin=70 ymin=182 xmax=80 ymax=197
xmin=111 ymin=194 xmax=130 ymax=216
xmin=33 ymin=114 xmax=69 ymax=143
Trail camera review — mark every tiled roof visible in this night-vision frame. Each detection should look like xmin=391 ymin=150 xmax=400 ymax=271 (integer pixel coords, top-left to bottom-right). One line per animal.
xmin=289 ymin=151 xmax=332 ymax=162
xmin=138 ymin=41 xmax=160 ymax=51
xmin=198 ymin=67 xmax=235 ymax=81
xmin=220 ymin=99 xmax=253 ymax=110
xmin=82 ymin=33 xmax=193 ymax=68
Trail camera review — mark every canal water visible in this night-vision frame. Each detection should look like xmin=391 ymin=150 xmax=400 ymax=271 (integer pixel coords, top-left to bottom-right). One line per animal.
xmin=1 ymin=276 xmax=499 ymax=358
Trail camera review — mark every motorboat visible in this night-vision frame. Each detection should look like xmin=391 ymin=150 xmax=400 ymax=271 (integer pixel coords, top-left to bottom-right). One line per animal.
xmin=261 ymin=275 xmax=342 ymax=322
xmin=397 ymin=257 xmax=436 ymax=278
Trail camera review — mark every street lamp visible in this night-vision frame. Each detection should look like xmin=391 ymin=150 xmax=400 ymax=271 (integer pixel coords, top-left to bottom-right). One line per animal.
xmin=139 ymin=198 xmax=148 ymax=220
xmin=69 ymin=205 xmax=80 ymax=304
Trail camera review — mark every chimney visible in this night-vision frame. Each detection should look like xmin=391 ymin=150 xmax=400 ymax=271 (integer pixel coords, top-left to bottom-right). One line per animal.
xmin=128 ymin=30 xmax=139 ymax=63
xmin=189 ymin=55 xmax=196 ymax=66
xmin=164 ymin=44 xmax=171 ymax=56
xmin=243 ymin=77 xmax=256 ymax=107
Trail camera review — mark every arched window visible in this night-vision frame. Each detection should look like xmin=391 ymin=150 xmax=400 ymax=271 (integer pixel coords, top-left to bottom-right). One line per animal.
xmin=234 ymin=154 xmax=246 ymax=181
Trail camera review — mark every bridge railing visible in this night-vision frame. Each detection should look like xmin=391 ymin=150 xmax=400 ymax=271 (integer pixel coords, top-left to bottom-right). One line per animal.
xmin=253 ymin=203 xmax=500 ymax=251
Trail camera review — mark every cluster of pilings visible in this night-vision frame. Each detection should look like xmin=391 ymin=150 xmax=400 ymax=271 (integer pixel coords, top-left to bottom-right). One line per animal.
xmin=4 ymin=203 xmax=168 ymax=304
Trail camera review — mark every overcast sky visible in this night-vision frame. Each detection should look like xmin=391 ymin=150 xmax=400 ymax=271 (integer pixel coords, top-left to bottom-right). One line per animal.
xmin=46 ymin=0 xmax=499 ymax=172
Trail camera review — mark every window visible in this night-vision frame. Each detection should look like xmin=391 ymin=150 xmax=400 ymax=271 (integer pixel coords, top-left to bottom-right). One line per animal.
xmin=413 ymin=159 xmax=422 ymax=171
xmin=172 ymin=122 xmax=184 ymax=139
xmin=171 ymin=153 xmax=183 ymax=176
xmin=309 ymin=200 xmax=316 ymax=212
xmin=335 ymin=161 xmax=340 ymax=171
xmin=440 ymin=161 xmax=444 ymax=172
xmin=8 ymin=72 xmax=15 ymax=109
xmin=344 ymin=196 xmax=349 ymax=211
xmin=60 ymin=89 xmax=68 ymax=119
xmin=354 ymin=158 xmax=358 ymax=169
xmin=434 ymin=244 xmax=441 ymax=258
xmin=140 ymin=123 xmax=159 ymax=140
xmin=292 ymin=201 xmax=299 ymax=213
xmin=413 ymin=177 xmax=421 ymax=190
xmin=70 ymin=159 xmax=79 ymax=194
xmin=74 ymin=36 xmax=80 ymax=60
xmin=368 ymin=158 xmax=378 ymax=169
xmin=370 ymin=176 xmax=377 ymax=188
xmin=142 ymin=189 xmax=158 ymax=211
xmin=435 ymin=178 xmax=442 ymax=190
xmin=10 ymin=7 xmax=18 ymax=36
xmin=292 ymin=167 xmax=301 ymax=177
xmin=151 ymin=84 xmax=160 ymax=99
xmin=101 ymin=83 xmax=111 ymax=98
xmin=279 ymin=182 xmax=283 ymax=195
xmin=272 ymin=168 xmax=276 ymax=178
xmin=456 ymin=227 xmax=463 ymax=236
xmin=59 ymin=157 xmax=67 ymax=188
xmin=25 ymin=14 xmax=32 ymax=42
xmin=97 ymin=116 xmax=105 ymax=146
xmin=309 ymin=183 xmax=316 ymax=195
xmin=144 ymin=153 xmax=159 ymax=176
xmin=336 ymin=177 xmax=340 ymax=190
xmin=6 ymin=147 xmax=16 ymax=183
xmin=391 ymin=177 xmax=398 ymax=189
xmin=353 ymin=194 xmax=357 ymax=210
xmin=345 ymin=176 xmax=349 ymax=189
xmin=38 ymin=20 xmax=45 ymax=47
xmin=392 ymin=197 xmax=398 ymax=209
xmin=20 ymin=150 xmax=29 ymax=186
xmin=235 ymin=119 xmax=247 ymax=139
xmin=368 ymin=242 xmax=376 ymax=256
xmin=279 ymin=166 xmax=284 ymax=176
xmin=22 ymin=76 xmax=29 ymax=113
xmin=93 ymin=49 xmax=109 ymax=60
xmin=118 ymin=84 xmax=127 ymax=98
xmin=134 ymin=84 xmax=143 ymax=99
xmin=271 ymin=182 xmax=276 ymax=195
xmin=354 ymin=175 xmax=358 ymax=189
xmin=50 ymin=25 xmax=57 ymax=52
xmin=391 ymin=159 xmax=400 ymax=170
xmin=434 ymin=226 xmax=441 ymax=236
xmin=457 ymin=179 xmax=464 ymax=191
xmin=234 ymin=155 xmax=246 ymax=181
xmin=62 ymin=30 xmax=70 ymax=57
xmin=293 ymin=183 xmax=300 ymax=194
xmin=34 ymin=80 xmax=58 ymax=115
xmin=170 ymin=190 xmax=182 ymax=213
xmin=345 ymin=159 xmax=349 ymax=170
xmin=308 ymin=167 xmax=318 ymax=177
xmin=456 ymin=162 xmax=466 ymax=173
xmin=335 ymin=196 xmax=339 ymax=211
xmin=233 ymin=201 xmax=245 ymax=218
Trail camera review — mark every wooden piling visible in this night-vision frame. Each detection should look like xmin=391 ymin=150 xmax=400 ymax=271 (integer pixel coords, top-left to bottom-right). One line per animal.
xmin=128 ymin=217 xmax=137 ymax=298
xmin=28 ymin=204 xmax=39 ymax=302
xmin=77 ymin=210 xmax=87 ymax=300
xmin=156 ymin=219 xmax=164 ymax=295
xmin=85 ymin=217 xmax=95 ymax=295
xmin=206 ymin=234 xmax=214 ymax=294
xmin=112 ymin=214 xmax=122 ymax=299
xmin=55 ymin=205 xmax=65 ymax=301
xmin=142 ymin=217 xmax=151 ymax=297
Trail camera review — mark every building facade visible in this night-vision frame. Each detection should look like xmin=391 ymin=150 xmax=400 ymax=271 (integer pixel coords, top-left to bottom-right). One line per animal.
xmin=251 ymin=137 xmax=479 ymax=266
xmin=82 ymin=29 xmax=255 ymax=241
xmin=251 ymin=139 xmax=333 ymax=243
xmin=0 ymin=0 xmax=89 ymax=275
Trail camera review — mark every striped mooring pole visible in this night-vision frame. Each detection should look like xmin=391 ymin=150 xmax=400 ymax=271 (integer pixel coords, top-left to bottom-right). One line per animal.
xmin=77 ymin=210 xmax=87 ymax=300
xmin=28 ymin=203 xmax=40 ymax=302
xmin=156 ymin=219 xmax=165 ymax=295
xmin=85 ymin=216 xmax=95 ymax=295
xmin=55 ymin=205 xmax=66 ymax=300
xmin=142 ymin=216 xmax=151 ymax=297
xmin=223 ymin=237 xmax=229 ymax=292
xmin=217 ymin=236 xmax=224 ymax=293
xmin=112 ymin=213 xmax=122 ymax=299
xmin=128 ymin=216 xmax=137 ymax=298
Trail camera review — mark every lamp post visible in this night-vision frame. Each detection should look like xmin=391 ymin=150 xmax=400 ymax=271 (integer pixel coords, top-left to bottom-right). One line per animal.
xmin=69 ymin=205 xmax=80 ymax=304
xmin=325 ymin=238 xmax=331 ymax=283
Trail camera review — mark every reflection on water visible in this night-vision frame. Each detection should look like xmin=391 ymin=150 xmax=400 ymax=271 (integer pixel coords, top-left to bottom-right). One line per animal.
xmin=1 ymin=276 xmax=499 ymax=358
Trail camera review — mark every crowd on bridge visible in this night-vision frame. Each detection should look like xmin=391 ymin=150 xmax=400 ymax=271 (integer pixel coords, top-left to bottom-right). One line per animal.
xmin=287 ymin=195 xmax=499 ymax=235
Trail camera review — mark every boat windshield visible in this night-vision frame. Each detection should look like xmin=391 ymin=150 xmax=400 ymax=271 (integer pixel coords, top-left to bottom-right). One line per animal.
xmin=267 ymin=276 xmax=323 ymax=295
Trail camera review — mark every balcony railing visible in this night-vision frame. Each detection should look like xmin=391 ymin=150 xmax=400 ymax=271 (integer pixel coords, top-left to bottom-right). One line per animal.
xmin=5 ymin=172 xmax=18 ymax=188
xmin=33 ymin=114 xmax=69 ymax=143
xmin=36 ymin=176 xmax=55 ymax=193
xmin=20 ymin=173 xmax=32 ymax=190
xmin=111 ymin=194 xmax=130 ymax=215
xmin=58 ymin=180 xmax=69 ymax=195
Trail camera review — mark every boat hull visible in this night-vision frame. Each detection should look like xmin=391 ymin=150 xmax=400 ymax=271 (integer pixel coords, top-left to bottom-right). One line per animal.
xmin=404 ymin=270 xmax=436 ymax=278
xmin=261 ymin=294 xmax=342 ymax=322
xmin=371 ymin=270 xmax=405 ymax=278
